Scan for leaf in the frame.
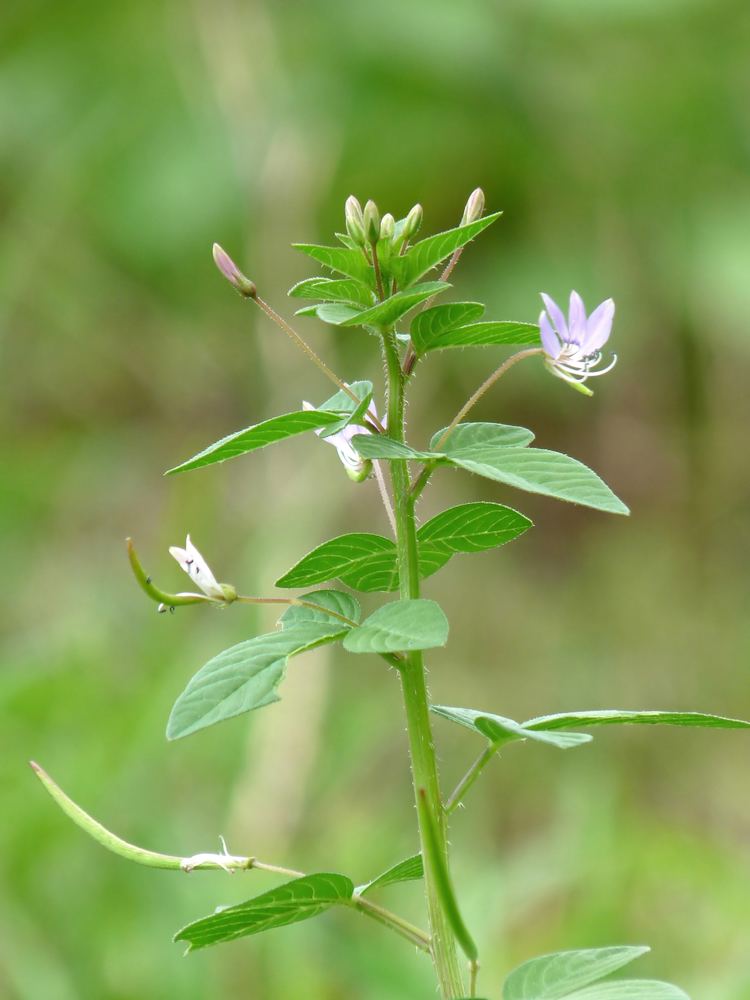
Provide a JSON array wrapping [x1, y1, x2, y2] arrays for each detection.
[[524, 709, 750, 733], [410, 301, 486, 353], [503, 946, 651, 1000], [166, 410, 341, 475], [431, 706, 592, 750], [351, 435, 439, 462], [417, 502, 531, 553], [167, 622, 348, 740], [337, 281, 451, 329], [277, 507, 530, 597], [443, 446, 629, 516], [343, 599, 449, 654], [292, 243, 373, 283], [174, 873, 354, 951], [431, 421, 535, 453], [392, 212, 502, 287], [316, 380, 374, 437], [356, 854, 424, 896], [415, 319, 541, 352], [288, 276, 373, 306], [566, 983, 689, 1000], [276, 533, 398, 591], [275, 533, 452, 594], [277, 589, 361, 627], [296, 302, 362, 325]]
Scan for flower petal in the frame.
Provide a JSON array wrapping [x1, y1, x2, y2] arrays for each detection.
[[540, 293, 568, 340], [169, 535, 223, 599], [583, 297, 615, 353], [568, 291, 587, 346], [539, 310, 561, 359]]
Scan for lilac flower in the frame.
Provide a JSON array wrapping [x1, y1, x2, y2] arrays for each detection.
[[303, 396, 381, 482], [538, 291, 617, 395]]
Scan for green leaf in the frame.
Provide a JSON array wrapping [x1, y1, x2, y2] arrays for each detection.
[[288, 276, 373, 306], [392, 212, 502, 287], [166, 410, 340, 475], [410, 301, 486, 353], [566, 984, 689, 999], [167, 622, 348, 740], [317, 381, 374, 437], [524, 709, 750, 733], [174, 873, 354, 951], [276, 507, 530, 597], [503, 947, 651, 1000], [292, 243, 373, 283], [432, 421, 535, 453], [356, 854, 424, 896], [277, 589, 361, 627], [275, 533, 452, 594], [343, 599, 449, 654], [417, 502, 531, 553], [336, 281, 451, 329], [444, 446, 629, 515], [276, 533, 398, 592], [431, 706, 592, 750], [296, 302, 362, 325], [415, 320, 540, 352], [351, 435, 440, 462]]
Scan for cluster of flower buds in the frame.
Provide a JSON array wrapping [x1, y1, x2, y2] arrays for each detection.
[[344, 196, 423, 253]]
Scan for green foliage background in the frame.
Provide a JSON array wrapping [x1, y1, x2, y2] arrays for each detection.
[[2, 1, 749, 996]]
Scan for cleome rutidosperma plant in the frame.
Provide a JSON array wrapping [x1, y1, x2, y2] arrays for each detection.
[[33, 190, 750, 999]]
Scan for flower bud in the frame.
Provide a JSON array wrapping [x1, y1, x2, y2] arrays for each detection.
[[212, 243, 257, 298], [461, 188, 485, 226], [345, 195, 366, 246], [363, 200, 381, 244], [403, 203, 423, 240], [379, 213, 395, 243]]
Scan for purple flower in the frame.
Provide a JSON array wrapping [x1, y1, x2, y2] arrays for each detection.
[[539, 291, 617, 395]]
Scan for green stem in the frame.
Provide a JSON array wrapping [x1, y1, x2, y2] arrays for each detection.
[[351, 896, 431, 953], [444, 745, 500, 816], [382, 332, 465, 998]]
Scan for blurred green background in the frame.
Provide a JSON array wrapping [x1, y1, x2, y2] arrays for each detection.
[[3, 0, 750, 996]]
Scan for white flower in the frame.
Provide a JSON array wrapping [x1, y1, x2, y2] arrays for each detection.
[[303, 397, 380, 481], [169, 535, 229, 601], [180, 836, 247, 874], [539, 291, 617, 394]]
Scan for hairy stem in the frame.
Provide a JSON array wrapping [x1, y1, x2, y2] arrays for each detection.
[[372, 459, 398, 535], [435, 347, 544, 450], [382, 332, 465, 997], [253, 296, 387, 432]]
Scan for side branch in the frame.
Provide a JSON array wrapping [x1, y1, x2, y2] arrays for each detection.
[[31, 763, 428, 950]]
